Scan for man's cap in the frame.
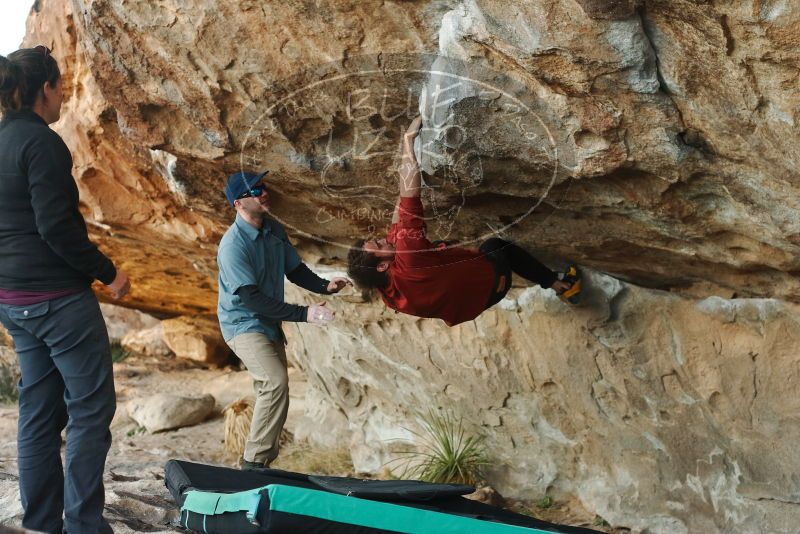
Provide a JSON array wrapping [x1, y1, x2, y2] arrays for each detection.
[[224, 170, 269, 206]]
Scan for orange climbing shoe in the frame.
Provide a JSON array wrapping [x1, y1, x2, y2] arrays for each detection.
[[556, 265, 582, 304]]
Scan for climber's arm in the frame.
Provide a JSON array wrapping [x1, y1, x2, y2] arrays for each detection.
[[398, 116, 422, 198]]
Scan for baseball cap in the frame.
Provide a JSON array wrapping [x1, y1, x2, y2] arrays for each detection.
[[224, 170, 269, 206]]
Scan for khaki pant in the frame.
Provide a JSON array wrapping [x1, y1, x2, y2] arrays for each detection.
[[226, 332, 289, 465]]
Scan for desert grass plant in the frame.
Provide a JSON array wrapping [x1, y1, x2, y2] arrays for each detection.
[[391, 410, 489, 486], [223, 398, 254, 458], [110, 341, 131, 363]]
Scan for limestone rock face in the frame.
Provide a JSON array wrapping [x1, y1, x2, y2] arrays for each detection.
[[283, 274, 800, 534], [23, 1, 222, 316], [127, 393, 216, 433], [23, 0, 800, 315]]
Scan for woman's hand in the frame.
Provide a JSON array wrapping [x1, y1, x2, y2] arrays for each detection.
[[106, 271, 131, 300]]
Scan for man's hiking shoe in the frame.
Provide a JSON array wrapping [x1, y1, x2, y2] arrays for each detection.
[[240, 460, 269, 472], [556, 265, 582, 304]]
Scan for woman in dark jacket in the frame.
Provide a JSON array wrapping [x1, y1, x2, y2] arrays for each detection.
[[0, 46, 130, 534]]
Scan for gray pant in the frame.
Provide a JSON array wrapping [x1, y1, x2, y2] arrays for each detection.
[[226, 332, 289, 466], [0, 290, 115, 534]]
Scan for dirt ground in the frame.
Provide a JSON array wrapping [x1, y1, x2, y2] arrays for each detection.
[[0, 351, 615, 533]]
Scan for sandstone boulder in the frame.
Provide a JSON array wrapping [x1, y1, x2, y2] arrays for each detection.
[[0, 473, 22, 526], [121, 324, 172, 357], [0, 347, 19, 404], [161, 316, 232, 366], [106, 481, 178, 526], [203, 371, 254, 411], [100, 303, 160, 342], [127, 393, 215, 433]]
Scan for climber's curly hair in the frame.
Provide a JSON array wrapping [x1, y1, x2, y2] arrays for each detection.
[[347, 239, 389, 290]]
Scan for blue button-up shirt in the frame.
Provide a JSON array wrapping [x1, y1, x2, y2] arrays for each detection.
[[217, 214, 302, 342]]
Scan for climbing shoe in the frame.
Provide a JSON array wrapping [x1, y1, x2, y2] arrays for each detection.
[[556, 265, 582, 304]]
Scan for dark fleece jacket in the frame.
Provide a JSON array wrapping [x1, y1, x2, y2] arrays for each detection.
[[0, 109, 116, 291]]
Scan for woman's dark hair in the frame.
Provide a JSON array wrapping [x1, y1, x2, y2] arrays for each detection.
[[0, 46, 60, 114], [347, 239, 389, 290]]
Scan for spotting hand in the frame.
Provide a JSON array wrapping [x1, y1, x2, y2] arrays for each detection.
[[307, 302, 335, 325]]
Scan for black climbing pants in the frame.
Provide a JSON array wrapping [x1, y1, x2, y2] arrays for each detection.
[[479, 238, 558, 307]]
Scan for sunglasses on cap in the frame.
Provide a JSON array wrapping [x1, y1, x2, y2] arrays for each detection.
[[236, 184, 266, 200], [34, 45, 52, 57]]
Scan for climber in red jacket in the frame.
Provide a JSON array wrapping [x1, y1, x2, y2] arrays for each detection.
[[347, 117, 581, 326]]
